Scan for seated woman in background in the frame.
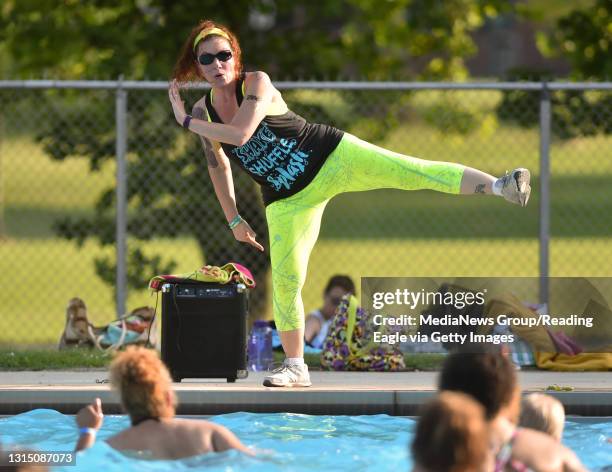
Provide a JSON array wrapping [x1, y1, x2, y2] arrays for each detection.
[[304, 275, 355, 349], [75, 346, 251, 459], [411, 391, 492, 472]]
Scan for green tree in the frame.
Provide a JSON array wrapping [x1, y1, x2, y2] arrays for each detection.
[[496, 0, 611, 138], [1, 0, 508, 80], [548, 0, 611, 80]]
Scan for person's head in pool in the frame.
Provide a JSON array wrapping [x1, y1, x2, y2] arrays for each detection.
[[411, 391, 492, 472], [439, 350, 519, 421], [109, 346, 177, 424], [173, 20, 243, 86], [519, 393, 565, 442]]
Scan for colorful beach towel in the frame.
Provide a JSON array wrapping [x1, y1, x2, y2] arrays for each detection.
[[320, 295, 405, 371], [149, 262, 256, 291]]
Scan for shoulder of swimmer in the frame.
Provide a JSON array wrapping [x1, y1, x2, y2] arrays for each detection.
[[511, 428, 583, 471]]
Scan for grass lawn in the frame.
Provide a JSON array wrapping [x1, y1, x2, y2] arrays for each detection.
[[0, 349, 111, 370], [0, 348, 445, 371]]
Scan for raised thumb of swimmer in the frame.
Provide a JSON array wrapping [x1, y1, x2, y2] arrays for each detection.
[[94, 397, 103, 417]]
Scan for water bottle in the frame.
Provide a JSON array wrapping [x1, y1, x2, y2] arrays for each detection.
[[248, 320, 273, 372]]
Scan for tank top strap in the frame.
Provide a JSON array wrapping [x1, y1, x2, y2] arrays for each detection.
[[236, 74, 246, 106], [204, 91, 221, 123]]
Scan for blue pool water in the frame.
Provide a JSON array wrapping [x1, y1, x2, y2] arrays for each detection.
[[0, 410, 610, 471]]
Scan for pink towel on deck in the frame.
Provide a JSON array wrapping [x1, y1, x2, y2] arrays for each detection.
[[149, 262, 256, 291]]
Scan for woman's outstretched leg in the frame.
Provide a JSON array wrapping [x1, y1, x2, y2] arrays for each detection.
[[322, 133, 530, 206]]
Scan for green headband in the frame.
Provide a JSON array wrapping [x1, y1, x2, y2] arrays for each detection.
[[193, 27, 231, 53]]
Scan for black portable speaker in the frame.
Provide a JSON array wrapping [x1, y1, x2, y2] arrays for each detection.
[[161, 282, 249, 382]]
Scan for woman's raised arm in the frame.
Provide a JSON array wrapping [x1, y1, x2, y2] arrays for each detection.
[[192, 101, 263, 252]]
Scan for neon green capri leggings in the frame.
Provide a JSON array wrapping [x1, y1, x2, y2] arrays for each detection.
[[266, 133, 465, 331]]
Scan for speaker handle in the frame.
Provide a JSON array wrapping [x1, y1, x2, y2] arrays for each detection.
[[236, 283, 250, 314]]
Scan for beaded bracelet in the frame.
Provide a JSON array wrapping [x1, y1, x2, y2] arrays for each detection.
[[228, 215, 243, 230]]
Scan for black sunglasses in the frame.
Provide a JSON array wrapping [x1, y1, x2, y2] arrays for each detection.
[[197, 50, 233, 65]]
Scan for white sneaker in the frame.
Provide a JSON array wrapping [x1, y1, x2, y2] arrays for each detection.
[[263, 363, 312, 387], [500, 168, 531, 207]]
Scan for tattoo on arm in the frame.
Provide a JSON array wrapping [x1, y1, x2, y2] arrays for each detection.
[[201, 136, 218, 167], [474, 184, 486, 194], [192, 106, 218, 168], [245, 94, 263, 102]]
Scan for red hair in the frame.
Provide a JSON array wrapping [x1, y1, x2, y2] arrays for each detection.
[[172, 20, 243, 82], [109, 346, 176, 423]]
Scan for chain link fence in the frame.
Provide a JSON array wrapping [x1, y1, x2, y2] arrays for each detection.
[[0, 81, 610, 346]]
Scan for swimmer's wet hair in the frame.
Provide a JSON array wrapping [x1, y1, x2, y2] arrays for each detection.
[[438, 352, 517, 420], [412, 391, 489, 472], [109, 346, 176, 423]]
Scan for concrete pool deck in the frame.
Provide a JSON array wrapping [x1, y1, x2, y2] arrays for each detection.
[[0, 370, 610, 416]]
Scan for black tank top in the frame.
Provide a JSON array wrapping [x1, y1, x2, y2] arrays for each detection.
[[204, 77, 344, 206]]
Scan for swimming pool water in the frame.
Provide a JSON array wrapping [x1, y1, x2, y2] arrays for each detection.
[[0, 410, 610, 471]]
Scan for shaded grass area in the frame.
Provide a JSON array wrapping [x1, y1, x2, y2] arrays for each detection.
[[4, 207, 93, 239], [0, 238, 200, 345], [320, 175, 612, 239], [0, 349, 444, 372], [0, 349, 111, 370], [5, 173, 612, 243]]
